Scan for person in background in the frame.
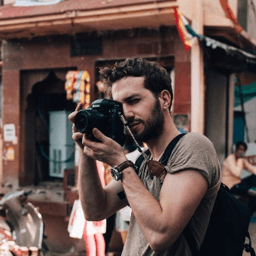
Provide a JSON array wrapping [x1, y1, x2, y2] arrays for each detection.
[[115, 142, 142, 246], [102, 162, 116, 255], [68, 160, 106, 256], [222, 141, 256, 217], [83, 161, 106, 256]]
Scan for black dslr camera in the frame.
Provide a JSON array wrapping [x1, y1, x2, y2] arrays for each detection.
[[74, 99, 126, 146]]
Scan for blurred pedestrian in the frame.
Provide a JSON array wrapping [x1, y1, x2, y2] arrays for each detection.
[[115, 143, 141, 246], [222, 141, 256, 217], [222, 141, 256, 194], [68, 161, 106, 256], [103, 162, 116, 255], [83, 161, 106, 256]]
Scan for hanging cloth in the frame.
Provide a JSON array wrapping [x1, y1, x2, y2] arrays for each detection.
[[219, 0, 243, 33], [65, 71, 91, 108], [172, 7, 197, 52]]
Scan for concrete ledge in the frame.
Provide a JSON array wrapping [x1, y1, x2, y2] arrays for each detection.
[[29, 200, 70, 217]]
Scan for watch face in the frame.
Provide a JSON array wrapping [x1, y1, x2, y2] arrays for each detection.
[[111, 167, 122, 181]]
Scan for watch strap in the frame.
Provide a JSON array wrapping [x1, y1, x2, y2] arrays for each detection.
[[116, 160, 135, 172]]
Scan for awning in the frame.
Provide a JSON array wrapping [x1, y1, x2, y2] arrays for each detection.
[[178, 14, 256, 73], [201, 36, 256, 73]]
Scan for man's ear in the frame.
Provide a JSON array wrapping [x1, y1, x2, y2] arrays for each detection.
[[159, 90, 171, 110]]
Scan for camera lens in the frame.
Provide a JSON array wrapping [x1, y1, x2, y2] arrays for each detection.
[[74, 111, 90, 133], [74, 109, 107, 134]]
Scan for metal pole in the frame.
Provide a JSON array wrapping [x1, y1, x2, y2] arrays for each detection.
[[237, 76, 250, 142]]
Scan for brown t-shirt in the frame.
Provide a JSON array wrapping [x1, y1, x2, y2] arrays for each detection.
[[121, 132, 221, 256]]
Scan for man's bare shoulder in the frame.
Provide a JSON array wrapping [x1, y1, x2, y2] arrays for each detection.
[[226, 154, 235, 161]]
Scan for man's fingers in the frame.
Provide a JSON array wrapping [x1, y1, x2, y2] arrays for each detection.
[[83, 146, 95, 159], [68, 103, 83, 122], [75, 102, 83, 111], [92, 128, 106, 142], [72, 132, 83, 141]]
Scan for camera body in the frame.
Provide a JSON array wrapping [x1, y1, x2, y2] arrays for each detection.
[[74, 99, 125, 146]]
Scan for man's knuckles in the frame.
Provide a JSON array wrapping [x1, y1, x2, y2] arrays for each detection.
[[92, 128, 105, 139], [72, 133, 82, 141]]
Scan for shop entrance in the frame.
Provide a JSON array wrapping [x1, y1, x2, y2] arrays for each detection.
[[21, 70, 76, 186]]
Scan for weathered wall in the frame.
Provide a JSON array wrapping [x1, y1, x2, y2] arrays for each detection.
[[4, 0, 15, 5], [2, 28, 191, 188], [237, 0, 256, 41], [204, 69, 229, 165], [246, 0, 256, 41], [203, 0, 238, 17]]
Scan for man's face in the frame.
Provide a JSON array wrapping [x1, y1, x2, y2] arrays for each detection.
[[112, 77, 164, 142], [235, 145, 246, 158]]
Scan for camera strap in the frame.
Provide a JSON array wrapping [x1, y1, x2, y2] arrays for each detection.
[[117, 133, 186, 200], [135, 133, 186, 182]]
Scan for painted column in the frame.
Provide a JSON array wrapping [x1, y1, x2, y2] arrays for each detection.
[[191, 0, 204, 133]]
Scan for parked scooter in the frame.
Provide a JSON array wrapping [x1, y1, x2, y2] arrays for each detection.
[[0, 189, 49, 255]]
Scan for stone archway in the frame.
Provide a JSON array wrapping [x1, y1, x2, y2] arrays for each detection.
[[20, 69, 76, 186]]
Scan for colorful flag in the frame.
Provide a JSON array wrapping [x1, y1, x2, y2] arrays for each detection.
[[172, 7, 196, 52], [219, 0, 242, 33]]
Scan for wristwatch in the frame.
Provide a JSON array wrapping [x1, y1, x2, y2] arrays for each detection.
[[110, 160, 136, 181]]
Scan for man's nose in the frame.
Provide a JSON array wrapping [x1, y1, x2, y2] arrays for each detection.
[[123, 105, 134, 119]]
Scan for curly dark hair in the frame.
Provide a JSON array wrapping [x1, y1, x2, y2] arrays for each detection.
[[235, 141, 248, 151], [99, 58, 173, 111]]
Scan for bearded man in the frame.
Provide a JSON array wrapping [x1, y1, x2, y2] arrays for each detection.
[[69, 58, 221, 256]]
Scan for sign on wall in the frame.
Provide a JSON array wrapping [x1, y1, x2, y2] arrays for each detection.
[[6, 147, 15, 161], [14, 0, 64, 6], [174, 114, 188, 133], [3, 124, 15, 142]]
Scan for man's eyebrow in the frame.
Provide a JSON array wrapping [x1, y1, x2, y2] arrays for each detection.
[[123, 94, 140, 102]]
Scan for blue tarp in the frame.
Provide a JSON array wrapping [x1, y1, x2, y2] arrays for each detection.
[[234, 82, 256, 107]]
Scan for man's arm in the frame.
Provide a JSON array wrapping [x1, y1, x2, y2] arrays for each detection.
[[77, 152, 128, 220], [243, 159, 256, 175], [121, 166, 207, 252], [69, 104, 128, 221]]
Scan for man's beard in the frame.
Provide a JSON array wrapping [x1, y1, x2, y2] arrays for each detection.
[[132, 98, 164, 142]]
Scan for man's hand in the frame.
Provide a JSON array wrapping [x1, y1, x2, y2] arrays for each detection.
[[68, 103, 127, 166], [81, 127, 127, 167], [68, 103, 84, 150]]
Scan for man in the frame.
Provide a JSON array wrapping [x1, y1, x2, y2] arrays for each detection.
[[69, 58, 221, 255], [222, 141, 256, 201]]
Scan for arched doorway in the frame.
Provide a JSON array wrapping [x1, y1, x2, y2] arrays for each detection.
[[22, 70, 76, 186]]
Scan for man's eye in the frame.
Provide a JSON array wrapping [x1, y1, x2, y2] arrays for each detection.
[[129, 99, 140, 104]]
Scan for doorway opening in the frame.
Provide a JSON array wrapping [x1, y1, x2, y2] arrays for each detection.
[[23, 70, 76, 186]]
